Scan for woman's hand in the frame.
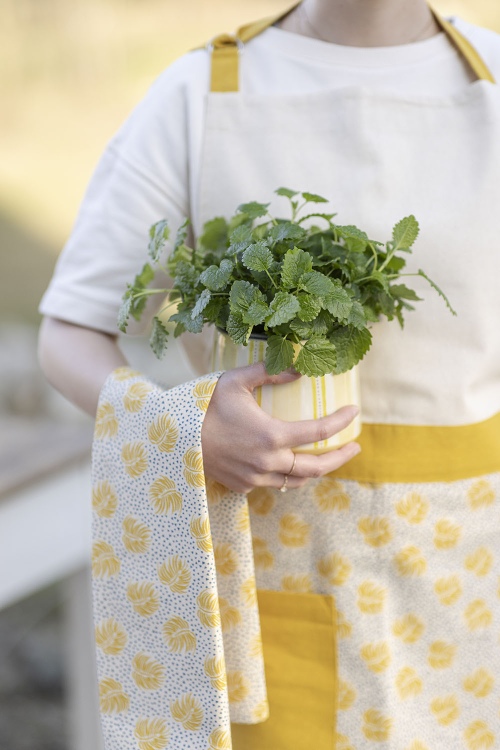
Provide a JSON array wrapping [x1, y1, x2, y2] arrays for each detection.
[[201, 362, 361, 494]]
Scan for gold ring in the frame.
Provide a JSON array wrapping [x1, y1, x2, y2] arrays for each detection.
[[279, 474, 288, 493], [288, 453, 297, 477]]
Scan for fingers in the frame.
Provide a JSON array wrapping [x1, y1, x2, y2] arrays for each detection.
[[288, 443, 361, 478], [231, 361, 302, 391], [278, 404, 360, 448]]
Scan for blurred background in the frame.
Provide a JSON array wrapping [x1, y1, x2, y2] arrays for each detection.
[[1, 1, 499, 747]]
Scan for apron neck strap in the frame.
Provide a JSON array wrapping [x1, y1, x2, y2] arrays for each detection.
[[208, 2, 496, 92]]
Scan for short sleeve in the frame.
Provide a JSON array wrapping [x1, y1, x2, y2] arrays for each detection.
[[39, 49, 209, 335]]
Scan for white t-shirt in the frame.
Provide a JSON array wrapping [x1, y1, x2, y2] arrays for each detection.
[[38, 17, 500, 336]]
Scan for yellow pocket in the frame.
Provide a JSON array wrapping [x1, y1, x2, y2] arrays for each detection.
[[231, 588, 338, 750]]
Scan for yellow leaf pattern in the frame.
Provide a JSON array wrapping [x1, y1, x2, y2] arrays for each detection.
[[149, 476, 182, 515], [395, 667, 423, 699], [314, 477, 351, 511], [464, 721, 495, 749], [112, 366, 141, 381], [123, 381, 151, 413], [192, 378, 217, 411], [362, 709, 393, 741], [358, 516, 393, 547], [434, 575, 462, 605], [99, 677, 130, 714], [248, 487, 275, 515], [92, 480, 118, 518], [236, 504, 250, 532], [131, 653, 166, 690], [394, 545, 427, 577], [92, 540, 120, 578], [252, 538, 274, 569], [218, 596, 242, 632], [405, 743, 429, 750], [183, 448, 205, 488], [206, 479, 228, 505], [463, 668, 494, 698], [204, 656, 227, 691], [278, 513, 310, 547], [190, 516, 213, 553], [317, 552, 352, 585], [208, 728, 231, 750], [227, 671, 249, 703], [335, 733, 355, 750], [430, 694, 460, 726], [122, 515, 151, 554], [337, 610, 352, 639], [360, 641, 391, 673], [252, 700, 269, 721], [121, 441, 148, 478], [249, 632, 263, 658], [467, 480, 495, 510], [134, 717, 170, 750], [465, 547, 494, 576], [428, 641, 456, 669], [126, 582, 160, 617], [95, 402, 119, 439], [281, 574, 313, 593], [214, 543, 238, 575], [162, 616, 196, 653], [358, 581, 387, 614], [95, 618, 128, 655], [196, 590, 220, 628], [241, 578, 258, 607], [158, 556, 191, 593], [148, 413, 179, 453], [392, 613, 425, 643], [395, 492, 429, 523], [434, 518, 462, 549], [465, 599, 493, 631], [338, 679, 357, 710], [170, 693, 203, 730]]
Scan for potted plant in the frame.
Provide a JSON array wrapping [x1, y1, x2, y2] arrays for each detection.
[[118, 188, 455, 453]]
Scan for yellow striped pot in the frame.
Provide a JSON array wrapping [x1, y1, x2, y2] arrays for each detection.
[[211, 331, 361, 454]]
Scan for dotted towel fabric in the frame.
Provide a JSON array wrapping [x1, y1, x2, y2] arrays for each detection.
[[91, 367, 267, 750]]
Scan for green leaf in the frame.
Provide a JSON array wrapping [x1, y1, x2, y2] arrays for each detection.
[[389, 284, 422, 301], [392, 215, 419, 250], [169, 307, 204, 334], [149, 316, 170, 359], [226, 312, 252, 344], [199, 259, 233, 291], [321, 283, 353, 321], [242, 298, 269, 326], [386, 255, 406, 273], [281, 248, 314, 289], [269, 222, 307, 243], [117, 296, 133, 333], [237, 201, 270, 219], [203, 296, 226, 323], [191, 289, 211, 318], [418, 269, 457, 316], [297, 293, 322, 322], [367, 271, 390, 293], [275, 187, 299, 199], [148, 220, 170, 262], [265, 291, 301, 327], [347, 300, 367, 329], [294, 339, 337, 377], [301, 191, 328, 204], [331, 326, 372, 374], [198, 217, 228, 253], [174, 218, 190, 252], [336, 225, 369, 242], [299, 270, 334, 297], [264, 335, 295, 375], [174, 261, 199, 295], [229, 280, 260, 314], [242, 241, 274, 272]]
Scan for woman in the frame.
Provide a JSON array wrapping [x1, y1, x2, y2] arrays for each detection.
[[39, 1, 500, 748]]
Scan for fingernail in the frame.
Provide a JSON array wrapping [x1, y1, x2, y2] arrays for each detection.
[[348, 406, 360, 418], [351, 443, 362, 456]]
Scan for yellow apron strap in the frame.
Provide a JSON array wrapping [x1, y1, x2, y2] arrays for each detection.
[[208, 2, 496, 92]]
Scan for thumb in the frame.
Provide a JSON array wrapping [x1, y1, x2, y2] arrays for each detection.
[[234, 361, 302, 391]]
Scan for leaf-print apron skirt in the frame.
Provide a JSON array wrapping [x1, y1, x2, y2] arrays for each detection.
[[193, 12, 500, 750]]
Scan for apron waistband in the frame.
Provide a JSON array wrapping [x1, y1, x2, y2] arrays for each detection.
[[207, 2, 496, 93]]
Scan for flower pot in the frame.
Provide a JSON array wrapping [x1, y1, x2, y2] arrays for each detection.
[[211, 330, 361, 454]]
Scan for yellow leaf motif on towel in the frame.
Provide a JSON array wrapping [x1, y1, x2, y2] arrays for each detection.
[[430, 695, 460, 726], [467, 480, 495, 510], [148, 413, 179, 453], [392, 613, 425, 643], [122, 516, 151, 554], [204, 656, 227, 690], [218, 596, 241, 632], [394, 546, 427, 577], [214, 543, 238, 576], [464, 721, 495, 749], [249, 632, 263, 658], [92, 481, 118, 518], [162, 616, 196, 653], [335, 734, 355, 750], [134, 718, 170, 750], [463, 668, 494, 698], [405, 743, 429, 750], [314, 477, 351, 512], [170, 693, 203, 731], [98, 678, 129, 714], [428, 641, 456, 669], [465, 548, 494, 577], [158, 556, 191, 593], [92, 541, 120, 578], [362, 709, 392, 741], [121, 441, 148, 478], [192, 378, 217, 411], [132, 653, 166, 690], [434, 575, 462, 606], [183, 448, 205, 488], [278, 513, 310, 547], [337, 610, 352, 639], [236, 504, 250, 532], [227, 671, 249, 703], [206, 479, 228, 505], [123, 381, 151, 412], [95, 618, 128, 655], [318, 552, 352, 586], [252, 701, 269, 721], [241, 577, 258, 607], [95, 402, 119, 439], [395, 667, 423, 699], [197, 590, 220, 628], [395, 492, 429, 524], [126, 582, 160, 617], [358, 517, 393, 547], [112, 366, 141, 381], [338, 679, 356, 710], [358, 581, 387, 614], [465, 599, 493, 631], [252, 538, 274, 569], [208, 728, 231, 750], [149, 476, 182, 515], [434, 519, 462, 549], [360, 642, 391, 673], [248, 487, 275, 515], [282, 574, 313, 593], [190, 516, 213, 553]]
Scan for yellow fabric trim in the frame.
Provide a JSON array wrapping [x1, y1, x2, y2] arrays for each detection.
[[333, 411, 500, 484], [231, 589, 338, 750], [208, 2, 496, 92]]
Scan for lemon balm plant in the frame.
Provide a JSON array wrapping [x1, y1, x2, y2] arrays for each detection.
[[118, 187, 456, 378]]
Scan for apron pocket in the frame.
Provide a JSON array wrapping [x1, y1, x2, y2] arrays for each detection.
[[231, 588, 338, 750]]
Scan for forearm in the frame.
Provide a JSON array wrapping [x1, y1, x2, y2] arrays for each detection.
[[38, 317, 128, 417]]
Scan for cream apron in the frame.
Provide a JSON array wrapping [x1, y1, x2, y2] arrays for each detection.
[[192, 5, 500, 750]]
